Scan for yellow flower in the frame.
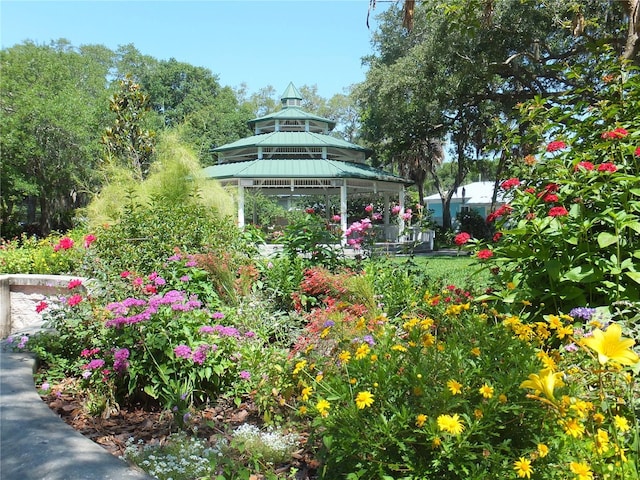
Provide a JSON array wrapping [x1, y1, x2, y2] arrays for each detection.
[[301, 386, 313, 401], [315, 372, 323, 382], [391, 344, 407, 352], [355, 343, 370, 360], [415, 414, 427, 427], [293, 360, 307, 375], [569, 461, 593, 480], [349, 377, 357, 385], [570, 399, 592, 418], [437, 413, 465, 435], [546, 314, 563, 329], [479, 383, 494, 399], [447, 379, 462, 395], [581, 323, 639, 366], [498, 394, 508, 404], [592, 412, 605, 424], [594, 428, 610, 454], [520, 369, 564, 400], [562, 418, 585, 438], [470, 347, 481, 356], [432, 437, 442, 448], [614, 414, 630, 432], [421, 333, 435, 347], [298, 405, 308, 415], [316, 399, 330, 417], [514, 457, 533, 478], [474, 408, 483, 419], [338, 350, 351, 364], [537, 443, 549, 458], [355, 390, 374, 409], [556, 324, 573, 339], [370, 354, 378, 362]]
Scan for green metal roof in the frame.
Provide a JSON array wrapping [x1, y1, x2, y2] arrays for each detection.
[[202, 159, 412, 185], [248, 107, 336, 130], [213, 131, 368, 153], [281, 82, 302, 101]]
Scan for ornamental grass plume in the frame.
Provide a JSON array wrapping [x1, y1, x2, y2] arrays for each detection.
[[580, 323, 639, 366]]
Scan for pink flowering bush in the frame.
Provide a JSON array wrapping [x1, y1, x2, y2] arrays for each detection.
[[479, 56, 640, 319]]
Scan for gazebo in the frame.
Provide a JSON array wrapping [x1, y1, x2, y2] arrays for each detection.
[[202, 83, 413, 243]]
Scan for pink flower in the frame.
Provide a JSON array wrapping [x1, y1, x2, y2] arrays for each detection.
[[546, 140, 567, 152], [548, 206, 569, 217], [67, 294, 83, 307], [500, 177, 520, 189], [174, 345, 192, 359], [477, 249, 493, 260], [364, 204, 374, 213], [454, 232, 471, 246], [67, 279, 83, 289], [331, 214, 341, 222], [53, 236, 74, 252], [35, 301, 48, 313], [391, 205, 402, 215], [239, 370, 251, 380], [597, 163, 617, 172], [601, 127, 628, 139], [372, 212, 383, 221], [574, 161, 594, 171], [83, 234, 96, 248], [120, 271, 131, 278]]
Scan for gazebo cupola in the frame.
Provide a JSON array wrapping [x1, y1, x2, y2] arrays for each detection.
[[202, 83, 413, 243]]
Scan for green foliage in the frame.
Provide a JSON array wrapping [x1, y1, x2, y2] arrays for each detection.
[[280, 212, 344, 270], [456, 209, 492, 241], [478, 55, 640, 318]]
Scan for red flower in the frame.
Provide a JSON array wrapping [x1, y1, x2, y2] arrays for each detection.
[[83, 234, 96, 248], [546, 141, 567, 152], [548, 206, 569, 217], [493, 232, 502, 242], [144, 284, 158, 295], [635, 146, 640, 157], [524, 187, 536, 194], [544, 183, 559, 193], [525, 212, 537, 220], [574, 161, 594, 171], [454, 232, 471, 246], [35, 301, 48, 313], [597, 163, 617, 172], [67, 279, 83, 289], [305, 208, 315, 214], [500, 177, 521, 189], [601, 127, 628, 139], [543, 193, 559, 203], [67, 294, 83, 307], [477, 249, 493, 260]]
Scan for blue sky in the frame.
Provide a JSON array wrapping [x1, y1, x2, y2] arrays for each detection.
[[1, 0, 391, 98]]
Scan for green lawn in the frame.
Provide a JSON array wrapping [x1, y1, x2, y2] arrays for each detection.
[[389, 254, 490, 289]]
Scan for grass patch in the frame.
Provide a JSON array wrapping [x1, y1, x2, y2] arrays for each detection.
[[390, 254, 489, 289]]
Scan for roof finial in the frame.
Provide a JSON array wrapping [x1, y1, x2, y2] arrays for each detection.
[[281, 82, 302, 107]]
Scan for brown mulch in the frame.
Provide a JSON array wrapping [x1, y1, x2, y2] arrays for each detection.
[[40, 381, 320, 479]]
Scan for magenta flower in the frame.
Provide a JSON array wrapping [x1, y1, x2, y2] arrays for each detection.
[[574, 161, 594, 171], [67, 294, 83, 307], [454, 232, 471, 246], [364, 204, 374, 213], [601, 127, 628, 139], [83, 359, 106, 370], [35, 301, 48, 313], [477, 249, 493, 260], [635, 146, 640, 157], [391, 205, 402, 215], [597, 162, 617, 172], [67, 279, 83, 289], [192, 345, 210, 365], [83, 234, 96, 248], [239, 370, 251, 380], [331, 214, 341, 222], [53, 236, 74, 252], [174, 345, 193, 359], [500, 177, 520, 189]]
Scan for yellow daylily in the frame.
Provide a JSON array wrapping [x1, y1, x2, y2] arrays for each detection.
[[520, 368, 564, 400], [581, 323, 639, 366]]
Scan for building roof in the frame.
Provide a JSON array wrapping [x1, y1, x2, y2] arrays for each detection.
[[248, 107, 337, 130], [212, 131, 369, 154], [202, 159, 413, 184], [424, 181, 506, 205]]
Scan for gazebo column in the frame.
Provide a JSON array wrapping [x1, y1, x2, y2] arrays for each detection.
[[383, 193, 390, 241], [237, 183, 245, 228], [340, 180, 348, 246], [398, 188, 406, 241]]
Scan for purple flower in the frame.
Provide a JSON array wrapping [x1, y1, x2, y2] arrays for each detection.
[[363, 335, 376, 346], [323, 320, 335, 328], [113, 348, 130, 372], [564, 343, 579, 352], [154, 277, 166, 286], [180, 275, 190, 282], [17, 336, 29, 349], [41, 382, 50, 391], [244, 331, 256, 338], [185, 260, 197, 267], [239, 370, 251, 380], [82, 370, 92, 379], [5, 336, 14, 344], [212, 312, 225, 320], [199, 326, 216, 334], [167, 254, 182, 262], [174, 345, 193, 359], [569, 307, 596, 321], [192, 345, 209, 365], [84, 359, 105, 370]]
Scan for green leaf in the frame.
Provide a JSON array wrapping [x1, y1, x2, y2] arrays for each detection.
[[623, 221, 640, 234], [625, 271, 640, 285], [562, 266, 598, 283], [597, 232, 618, 248], [143, 385, 158, 399]]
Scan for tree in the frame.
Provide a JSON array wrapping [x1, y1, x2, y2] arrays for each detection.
[[101, 74, 156, 181], [358, 0, 636, 229], [1, 40, 110, 236]]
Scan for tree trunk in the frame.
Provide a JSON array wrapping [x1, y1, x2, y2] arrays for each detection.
[[623, 0, 640, 63]]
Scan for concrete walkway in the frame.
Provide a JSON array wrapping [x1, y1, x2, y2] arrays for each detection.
[[0, 343, 153, 480]]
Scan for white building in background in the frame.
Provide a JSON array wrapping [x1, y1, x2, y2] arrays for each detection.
[[424, 181, 507, 227]]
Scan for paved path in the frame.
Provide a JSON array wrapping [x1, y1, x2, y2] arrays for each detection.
[[0, 343, 152, 480]]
